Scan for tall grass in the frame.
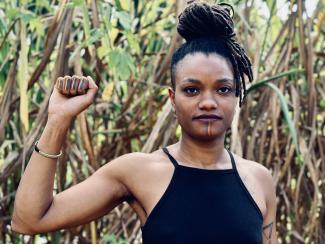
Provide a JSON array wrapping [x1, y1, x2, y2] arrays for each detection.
[[0, 0, 324, 243]]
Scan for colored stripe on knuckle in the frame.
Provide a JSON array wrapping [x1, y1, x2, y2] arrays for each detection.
[[71, 76, 78, 95], [65, 77, 72, 95]]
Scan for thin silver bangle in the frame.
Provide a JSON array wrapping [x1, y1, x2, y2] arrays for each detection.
[[34, 141, 62, 159]]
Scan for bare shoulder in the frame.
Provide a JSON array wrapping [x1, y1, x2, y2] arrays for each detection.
[[109, 149, 165, 168], [232, 154, 276, 197], [101, 151, 155, 172], [100, 149, 168, 180], [234, 154, 273, 180]]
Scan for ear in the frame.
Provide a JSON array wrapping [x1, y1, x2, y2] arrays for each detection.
[[168, 87, 176, 110]]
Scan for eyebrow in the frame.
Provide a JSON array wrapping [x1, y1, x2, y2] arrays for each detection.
[[181, 78, 234, 84]]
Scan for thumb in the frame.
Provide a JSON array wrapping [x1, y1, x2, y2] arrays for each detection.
[[84, 76, 98, 101], [87, 76, 98, 90]]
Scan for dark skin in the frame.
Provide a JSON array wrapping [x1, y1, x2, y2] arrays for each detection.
[[12, 53, 277, 243], [169, 52, 238, 169]]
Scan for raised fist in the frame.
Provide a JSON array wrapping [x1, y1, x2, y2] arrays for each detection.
[[55, 75, 89, 96], [48, 75, 98, 124]]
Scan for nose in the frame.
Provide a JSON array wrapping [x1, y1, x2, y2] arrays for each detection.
[[198, 92, 218, 110]]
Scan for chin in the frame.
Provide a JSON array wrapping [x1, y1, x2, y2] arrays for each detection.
[[180, 121, 228, 140], [186, 128, 226, 141]]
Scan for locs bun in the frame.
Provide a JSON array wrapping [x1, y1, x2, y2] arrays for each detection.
[[177, 2, 235, 42], [170, 1, 253, 106]]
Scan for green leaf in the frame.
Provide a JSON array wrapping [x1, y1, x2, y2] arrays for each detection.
[[0, 16, 7, 35], [72, 0, 84, 6], [116, 11, 132, 30], [246, 69, 305, 94], [20, 10, 36, 23], [320, 99, 325, 108], [97, 46, 109, 59], [108, 50, 120, 67], [18, 18, 29, 133], [121, 0, 130, 11], [81, 1, 91, 39], [119, 61, 131, 80], [118, 51, 132, 80], [7, 8, 20, 20], [266, 83, 300, 155], [29, 17, 44, 36], [266, 0, 277, 13], [246, 69, 304, 156], [114, 0, 123, 11], [64, 0, 84, 9], [35, 0, 51, 9], [83, 29, 104, 46], [295, 154, 304, 166], [124, 30, 141, 54], [102, 233, 126, 243], [108, 49, 134, 80], [53, 231, 61, 244]]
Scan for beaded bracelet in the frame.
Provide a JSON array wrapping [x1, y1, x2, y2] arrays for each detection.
[[34, 141, 62, 159]]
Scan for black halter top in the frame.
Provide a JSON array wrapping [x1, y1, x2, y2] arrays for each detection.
[[141, 147, 263, 244]]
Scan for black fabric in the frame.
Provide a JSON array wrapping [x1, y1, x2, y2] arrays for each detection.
[[141, 147, 263, 244]]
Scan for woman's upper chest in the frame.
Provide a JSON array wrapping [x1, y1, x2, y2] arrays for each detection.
[[125, 153, 267, 225]]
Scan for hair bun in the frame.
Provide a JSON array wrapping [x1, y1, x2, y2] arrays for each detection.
[[177, 2, 235, 42]]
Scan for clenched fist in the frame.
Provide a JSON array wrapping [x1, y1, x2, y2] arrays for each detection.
[[48, 75, 98, 125], [56, 75, 89, 96]]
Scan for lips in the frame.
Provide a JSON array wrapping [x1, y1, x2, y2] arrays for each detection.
[[193, 114, 222, 120]]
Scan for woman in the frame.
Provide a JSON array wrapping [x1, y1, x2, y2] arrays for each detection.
[[12, 2, 277, 244]]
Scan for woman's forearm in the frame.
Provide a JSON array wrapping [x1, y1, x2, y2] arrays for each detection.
[[12, 75, 98, 234], [12, 119, 70, 231]]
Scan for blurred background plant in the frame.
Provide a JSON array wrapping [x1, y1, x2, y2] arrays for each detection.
[[0, 0, 323, 243]]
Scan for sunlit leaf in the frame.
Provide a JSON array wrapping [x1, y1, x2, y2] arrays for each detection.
[[18, 18, 29, 132], [266, 83, 299, 155], [116, 11, 131, 30], [124, 30, 141, 54], [29, 17, 44, 36], [97, 45, 109, 59], [102, 82, 114, 102]]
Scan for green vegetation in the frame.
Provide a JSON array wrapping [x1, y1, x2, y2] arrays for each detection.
[[0, 0, 324, 243]]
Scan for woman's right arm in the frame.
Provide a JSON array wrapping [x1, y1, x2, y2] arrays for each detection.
[[11, 76, 132, 234]]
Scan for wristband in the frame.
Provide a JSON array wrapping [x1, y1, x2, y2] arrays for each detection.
[[34, 141, 62, 159]]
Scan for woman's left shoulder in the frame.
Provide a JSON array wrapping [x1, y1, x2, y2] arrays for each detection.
[[233, 153, 275, 188]]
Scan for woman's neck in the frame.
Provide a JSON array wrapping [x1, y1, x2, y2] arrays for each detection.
[[173, 132, 230, 170]]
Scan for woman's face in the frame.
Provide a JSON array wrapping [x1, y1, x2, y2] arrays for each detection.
[[169, 53, 238, 141]]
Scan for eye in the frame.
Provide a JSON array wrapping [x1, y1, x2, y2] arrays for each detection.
[[183, 87, 199, 95], [218, 87, 233, 94]]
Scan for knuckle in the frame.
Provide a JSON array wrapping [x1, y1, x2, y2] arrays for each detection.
[[55, 77, 64, 90]]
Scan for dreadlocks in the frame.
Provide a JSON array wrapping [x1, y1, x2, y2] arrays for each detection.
[[170, 1, 253, 106]]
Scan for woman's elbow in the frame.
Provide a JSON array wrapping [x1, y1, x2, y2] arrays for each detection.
[[11, 203, 46, 235], [11, 218, 38, 235], [11, 211, 60, 235]]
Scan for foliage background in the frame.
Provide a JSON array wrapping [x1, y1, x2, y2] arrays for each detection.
[[0, 0, 324, 243]]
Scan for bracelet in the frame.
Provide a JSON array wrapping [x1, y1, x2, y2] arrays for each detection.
[[34, 141, 62, 159]]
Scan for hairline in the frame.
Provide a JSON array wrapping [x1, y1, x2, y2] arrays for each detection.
[[171, 51, 235, 91]]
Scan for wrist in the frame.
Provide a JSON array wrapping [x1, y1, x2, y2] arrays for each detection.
[[34, 140, 63, 159], [37, 120, 70, 155], [47, 115, 72, 130]]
